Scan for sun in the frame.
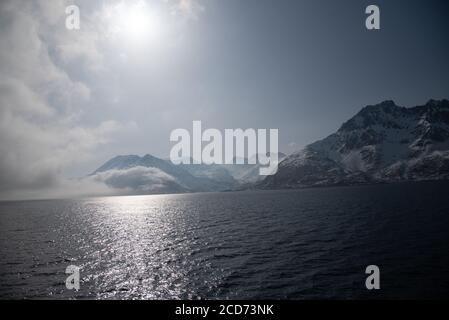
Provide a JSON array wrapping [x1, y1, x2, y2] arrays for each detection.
[[107, 1, 166, 46], [119, 4, 162, 41]]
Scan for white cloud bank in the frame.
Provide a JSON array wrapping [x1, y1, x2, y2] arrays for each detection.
[[0, 0, 120, 200], [92, 166, 183, 193], [0, 0, 206, 200]]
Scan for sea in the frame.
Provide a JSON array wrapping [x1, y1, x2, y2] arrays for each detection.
[[1, 181, 448, 299]]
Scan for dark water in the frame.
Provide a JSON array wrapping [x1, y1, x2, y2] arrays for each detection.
[[1, 181, 449, 299]]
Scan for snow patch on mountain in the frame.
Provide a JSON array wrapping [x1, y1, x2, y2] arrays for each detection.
[[261, 99, 449, 189]]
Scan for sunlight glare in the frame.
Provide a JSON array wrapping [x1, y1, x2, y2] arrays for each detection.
[[107, 1, 166, 47]]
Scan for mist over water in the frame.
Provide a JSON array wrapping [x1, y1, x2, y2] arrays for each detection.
[[1, 181, 449, 299]]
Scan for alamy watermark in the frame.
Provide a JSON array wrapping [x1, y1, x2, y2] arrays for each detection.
[[65, 265, 80, 291], [64, 4, 381, 31], [170, 121, 279, 175], [365, 265, 380, 290], [365, 5, 380, 30], [65, 5, 80, 30]]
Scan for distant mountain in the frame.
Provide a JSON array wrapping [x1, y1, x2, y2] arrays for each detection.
[[179, 163, 237, 186], [90, 152, 286, 194], [91, 154, 236, 194], [260, 99, 449, 189], [223, 153, 287, 183]]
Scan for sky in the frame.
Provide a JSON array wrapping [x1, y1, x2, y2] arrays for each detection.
[[0, 0, 449, 199]]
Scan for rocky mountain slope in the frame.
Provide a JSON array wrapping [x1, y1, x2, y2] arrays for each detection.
[[260, 99, 449, 189]]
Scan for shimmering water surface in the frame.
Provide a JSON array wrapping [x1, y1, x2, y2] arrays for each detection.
[[1, 181, 449, 299]]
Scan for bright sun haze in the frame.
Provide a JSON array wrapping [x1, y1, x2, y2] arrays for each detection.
[[107, 1, 165, 46]]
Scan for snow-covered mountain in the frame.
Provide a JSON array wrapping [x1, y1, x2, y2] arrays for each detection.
[[91, 154, 237, 194], [222, 153, 287, 183], [260, 99, 449, 189], [90, 152, 285, 194]]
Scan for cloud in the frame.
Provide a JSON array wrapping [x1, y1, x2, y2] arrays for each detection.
[[166, 0, 205, 20], [91, 166, 183, 193], [0, 0, 208, 200], [0, 176, 117, 201], [9, 165, 183, 200], [0, 1, 122, 199]]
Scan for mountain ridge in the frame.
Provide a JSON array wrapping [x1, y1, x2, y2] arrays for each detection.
[[90, 153, 286, 194], [260, 99, 449, 189], [89, 99, 449, 194]]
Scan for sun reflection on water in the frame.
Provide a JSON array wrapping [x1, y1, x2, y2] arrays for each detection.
[[71, 194, 221, 299]]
